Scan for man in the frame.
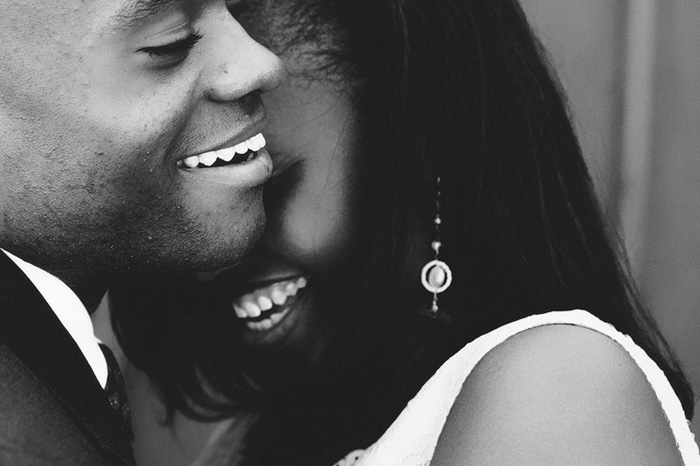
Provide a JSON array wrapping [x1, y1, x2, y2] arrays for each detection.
[[0, 0, 284, 463]]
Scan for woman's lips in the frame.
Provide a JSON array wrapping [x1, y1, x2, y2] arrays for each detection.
[[232, 276, 308, 332]]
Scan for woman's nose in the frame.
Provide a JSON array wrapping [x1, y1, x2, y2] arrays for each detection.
[[205, 18, 286, 102]]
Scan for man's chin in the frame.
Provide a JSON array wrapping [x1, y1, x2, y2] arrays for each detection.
[[133, 238, 261, 279]]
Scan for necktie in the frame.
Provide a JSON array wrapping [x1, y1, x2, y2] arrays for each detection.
[[99, 343, 133, 442]]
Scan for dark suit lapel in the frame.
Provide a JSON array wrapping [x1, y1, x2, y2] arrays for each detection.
[[0, 252, 135, 465]]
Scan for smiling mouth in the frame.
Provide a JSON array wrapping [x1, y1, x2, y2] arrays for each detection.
[[232, 276, 307, 331], [177, 133, 266, 169]]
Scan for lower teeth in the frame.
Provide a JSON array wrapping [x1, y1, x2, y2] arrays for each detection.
[[245, 307, 290, 331]]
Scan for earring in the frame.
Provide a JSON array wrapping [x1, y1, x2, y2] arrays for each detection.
[[421, 176, 452, 319]]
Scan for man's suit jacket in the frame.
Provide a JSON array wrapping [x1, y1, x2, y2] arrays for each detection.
[[0, 252, 136, 465]]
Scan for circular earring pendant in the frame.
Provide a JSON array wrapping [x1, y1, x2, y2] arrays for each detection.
[[421, 259, 453, 294]]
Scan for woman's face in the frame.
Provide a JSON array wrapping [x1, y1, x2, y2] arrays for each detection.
[[212, 1, 361, 355]]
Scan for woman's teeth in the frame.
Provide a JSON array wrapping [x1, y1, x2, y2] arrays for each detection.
[[246, 309, 290, 331], [232, 277, 307, 330], [178, 133, 266, 169]]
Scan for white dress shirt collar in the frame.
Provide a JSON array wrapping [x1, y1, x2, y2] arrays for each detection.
[[1, 249, 108, 389]]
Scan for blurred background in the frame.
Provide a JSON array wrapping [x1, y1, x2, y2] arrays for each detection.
[[521, 0, 700, 435]]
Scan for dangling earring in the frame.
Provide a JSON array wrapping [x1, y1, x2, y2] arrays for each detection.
[[421, 176, 452, 319]]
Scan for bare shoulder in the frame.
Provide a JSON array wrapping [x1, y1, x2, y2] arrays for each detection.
[[430, 323, 684, 465]]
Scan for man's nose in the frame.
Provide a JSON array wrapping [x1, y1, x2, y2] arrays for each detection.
[[204, 18, 286, 103]]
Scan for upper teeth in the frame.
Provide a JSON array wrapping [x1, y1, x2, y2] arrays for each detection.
[[179, 133, 266, 169], [233, 276, 307, 320]]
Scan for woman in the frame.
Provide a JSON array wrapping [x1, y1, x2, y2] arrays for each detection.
[[104, 0, 699, 464]]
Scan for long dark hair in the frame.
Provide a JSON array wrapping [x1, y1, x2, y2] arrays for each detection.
[[111, 0, 694, 464]]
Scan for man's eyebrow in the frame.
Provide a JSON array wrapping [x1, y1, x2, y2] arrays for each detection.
[[112, 0, 180, 28]]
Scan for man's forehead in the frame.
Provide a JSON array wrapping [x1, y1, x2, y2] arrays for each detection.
[[112, 0, 182, 28]]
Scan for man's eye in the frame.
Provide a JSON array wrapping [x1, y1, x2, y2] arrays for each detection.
[[139, 32, 203, 65]]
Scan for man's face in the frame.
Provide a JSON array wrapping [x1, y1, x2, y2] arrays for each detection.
[[0, 0, 284, 283]]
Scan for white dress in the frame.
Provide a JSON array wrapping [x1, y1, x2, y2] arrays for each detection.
[[334, 310, 700, 466]]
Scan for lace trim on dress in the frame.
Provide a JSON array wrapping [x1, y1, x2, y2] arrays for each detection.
[[333, 449, 366, 466]]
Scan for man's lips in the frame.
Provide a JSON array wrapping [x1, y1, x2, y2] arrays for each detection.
[[176, 140, 273, 188], [177, 132, 266, 169]]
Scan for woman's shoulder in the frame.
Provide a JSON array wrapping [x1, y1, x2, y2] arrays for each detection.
[[429, 310, 700, 465], [351, 310, 699, 466]]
